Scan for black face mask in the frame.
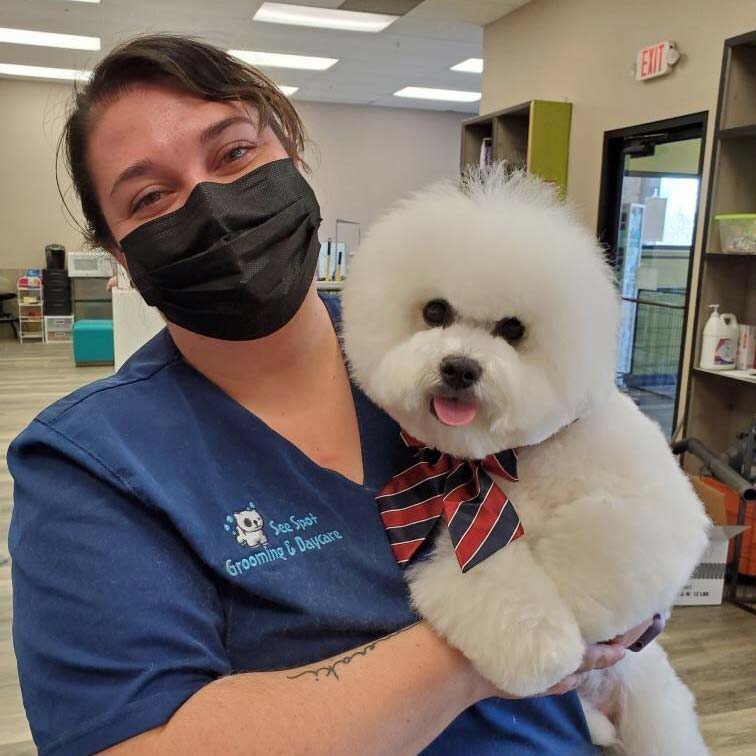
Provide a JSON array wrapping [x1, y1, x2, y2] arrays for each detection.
[[118, 157, 322, 340]]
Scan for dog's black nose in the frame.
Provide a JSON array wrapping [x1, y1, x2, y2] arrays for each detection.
[[440, 356, 482, 390]]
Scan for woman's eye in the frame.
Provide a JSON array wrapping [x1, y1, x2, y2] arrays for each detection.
[[493, 316, 526, 343], [422, 299, 454, 328], [133, 190, 164, 212], [221, 144, 251, 164]]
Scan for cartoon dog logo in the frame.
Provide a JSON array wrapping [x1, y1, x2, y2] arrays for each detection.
[[224, 503, 268, 549]]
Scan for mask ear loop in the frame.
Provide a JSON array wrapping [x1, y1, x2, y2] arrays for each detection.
[[114, 259, 133, 291]]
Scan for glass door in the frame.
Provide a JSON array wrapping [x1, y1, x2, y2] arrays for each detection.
[[609, 132, 703, 437]]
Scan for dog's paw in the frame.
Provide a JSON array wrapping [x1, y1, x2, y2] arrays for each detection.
[[410, 571, 585, 696], [477, 610, 586, 696], [407, 535, 586, 697]]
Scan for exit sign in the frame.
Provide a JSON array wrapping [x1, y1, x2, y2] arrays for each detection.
[[636, 41, 673, 81]]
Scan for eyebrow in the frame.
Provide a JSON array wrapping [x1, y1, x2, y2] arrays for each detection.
[[109, 158, 156, 198], [199, 114, 255, 144], [108, 115, 256, 197]]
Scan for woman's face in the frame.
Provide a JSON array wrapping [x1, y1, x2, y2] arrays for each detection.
[[87, 82, 290, 250]]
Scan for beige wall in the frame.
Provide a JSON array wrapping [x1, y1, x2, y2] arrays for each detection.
[[0, 78, 465, 270], [0, 79, 84, 269], [482, 0, 755, 428], [482, 0, 754, 224], [296, 100, 467, 243]]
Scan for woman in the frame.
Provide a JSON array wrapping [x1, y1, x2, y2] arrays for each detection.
[[8, 35, 652, 756]]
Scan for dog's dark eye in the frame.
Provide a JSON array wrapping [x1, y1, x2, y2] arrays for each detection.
[[493, 317, 525, 343], [423, 299, 453, 328]]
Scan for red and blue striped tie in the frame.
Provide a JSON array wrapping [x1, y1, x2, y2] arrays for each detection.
[[377, 431, 524, 573]]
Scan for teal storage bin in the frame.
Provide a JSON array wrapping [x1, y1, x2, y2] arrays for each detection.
[[73, 319, 114, 366]]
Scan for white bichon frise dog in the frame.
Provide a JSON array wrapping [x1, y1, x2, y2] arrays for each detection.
[[342, 167, 711, 755]]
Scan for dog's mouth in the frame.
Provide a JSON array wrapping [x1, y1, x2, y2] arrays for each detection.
[[429, 394, 478, 427]]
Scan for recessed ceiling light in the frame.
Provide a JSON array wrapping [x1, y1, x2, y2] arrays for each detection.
[[67, 1, 101, 4], [254, 2, 398, 33], [0, 27, 100, 51], [0, 63, 92, 81], [451, 58, 484, 74], [229, 49, 337, 71], [278, 85, 298, 96], [394, 86, 481, 103]]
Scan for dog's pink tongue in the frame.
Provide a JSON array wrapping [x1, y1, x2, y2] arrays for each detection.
[[433, 395, 478, 426]]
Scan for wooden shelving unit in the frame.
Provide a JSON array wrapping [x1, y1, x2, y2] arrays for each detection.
[[695, 367, 756, 384], [683, 30, 756, 464], [460, 100, 572, 196]]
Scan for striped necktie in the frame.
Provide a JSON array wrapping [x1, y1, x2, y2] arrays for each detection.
[[377, 431, 524, 573]]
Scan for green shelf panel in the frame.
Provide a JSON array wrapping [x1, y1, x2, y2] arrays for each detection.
[[527, 100, 572, 197]]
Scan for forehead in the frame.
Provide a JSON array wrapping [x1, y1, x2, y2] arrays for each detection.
[[393, 201, 596, 327], [87, 84, 256, 173]]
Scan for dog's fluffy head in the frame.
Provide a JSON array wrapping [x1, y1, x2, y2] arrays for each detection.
[[342, 167, 619, 459]]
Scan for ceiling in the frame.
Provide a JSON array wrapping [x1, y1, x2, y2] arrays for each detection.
[[0, 0, 530, 113]]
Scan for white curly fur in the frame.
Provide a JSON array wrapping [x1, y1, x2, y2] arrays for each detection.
[[342, 165, 711, 755]]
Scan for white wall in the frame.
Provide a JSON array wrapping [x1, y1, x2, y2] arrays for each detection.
[[0, 78, 466, 269]]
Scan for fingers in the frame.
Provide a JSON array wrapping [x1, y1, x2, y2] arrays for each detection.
[[499, 636, 635, 700], [608, 617, 655, 649], [576, 643, 625, 673], [540, 643, 626, 697], [543, 671, 589, 696]]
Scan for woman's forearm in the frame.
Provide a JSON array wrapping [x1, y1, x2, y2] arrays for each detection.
[[103, 621, 481, 756]]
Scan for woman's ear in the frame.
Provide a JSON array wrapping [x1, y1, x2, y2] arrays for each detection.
[[106, 245, 128, 272]]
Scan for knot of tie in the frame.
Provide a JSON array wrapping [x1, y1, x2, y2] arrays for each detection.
[[377, 431, 524, 573]]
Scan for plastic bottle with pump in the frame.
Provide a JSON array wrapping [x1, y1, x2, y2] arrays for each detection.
[[700, 305, 738, 370]]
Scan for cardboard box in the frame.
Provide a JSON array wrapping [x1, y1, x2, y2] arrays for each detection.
[[675, 475, 748, 606]]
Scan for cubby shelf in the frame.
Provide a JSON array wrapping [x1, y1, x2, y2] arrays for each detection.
[[460, 100, 572, 196], [718, 124, 756, 139], [705, 251, 756, 258], [695, 367, 756, 384]]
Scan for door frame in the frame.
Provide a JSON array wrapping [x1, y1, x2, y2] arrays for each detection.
[[596, 111, 708, 434]]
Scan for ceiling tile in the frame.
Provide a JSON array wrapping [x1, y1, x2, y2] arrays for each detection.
[[0, 0, 527, 111]]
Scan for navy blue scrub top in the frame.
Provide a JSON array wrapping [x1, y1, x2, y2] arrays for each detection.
[[8, 295, 597, 756]]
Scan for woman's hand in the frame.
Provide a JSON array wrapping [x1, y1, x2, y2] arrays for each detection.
[[472, 616, 657, 700], [541, 641, 627, 696], [604, 613, 665, 652]]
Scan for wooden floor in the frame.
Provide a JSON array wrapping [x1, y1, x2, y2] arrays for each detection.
[[0, 340, 111, 755], [0, 339, 754, 755]]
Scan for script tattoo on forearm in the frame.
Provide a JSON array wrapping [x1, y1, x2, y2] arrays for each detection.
[[286, 622, 420, 682]]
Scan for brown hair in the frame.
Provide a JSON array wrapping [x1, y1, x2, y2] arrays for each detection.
[[58, 33, 308, 249]]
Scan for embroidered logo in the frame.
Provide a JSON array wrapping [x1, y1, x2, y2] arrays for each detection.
[[222, 503, 345, 578], [224, 502, 268, 549]]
